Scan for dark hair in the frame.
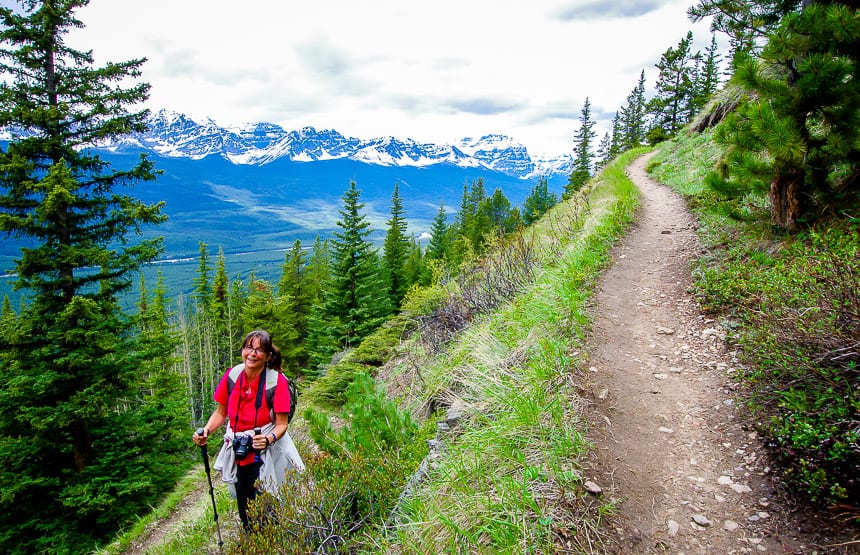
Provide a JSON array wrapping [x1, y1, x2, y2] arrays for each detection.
[[241, 329, 282, 370]]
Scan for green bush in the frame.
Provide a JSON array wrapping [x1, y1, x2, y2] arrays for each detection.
[[695, 223, 859, 505], [234, 372, 431, 554]]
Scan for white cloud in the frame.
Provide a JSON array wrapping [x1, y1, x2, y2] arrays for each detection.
[[68, 0, 724, 157]]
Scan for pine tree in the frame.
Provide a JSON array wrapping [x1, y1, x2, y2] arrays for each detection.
[[595, 132, 612, 171], [706, 2, 860, 230], [688, 0, 800, 63], [276, 240, 310, 371], [566, 97, 597, 196], [522, 176, 558, 225], [695, 33, 722, 109], [649, 32, 697, 138], [0, 2, 180, 551], [382, 182, 410, 308], [609, 111, 624, 159]]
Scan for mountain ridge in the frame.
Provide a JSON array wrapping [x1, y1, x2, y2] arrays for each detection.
[[107, 109, 572, 179]]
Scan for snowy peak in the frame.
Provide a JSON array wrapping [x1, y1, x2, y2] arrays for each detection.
[[120, 110, 570, 179]]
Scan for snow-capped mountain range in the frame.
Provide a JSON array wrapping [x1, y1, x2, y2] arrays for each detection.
[[111, 110, 571, 180]]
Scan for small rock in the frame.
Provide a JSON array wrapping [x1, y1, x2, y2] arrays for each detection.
[[598, 388, 609, 400], [667, 520, 680, 536], [723, 520, 740, 531], [653, 373, 669, 380], [583, 481, 602, 495], [659, 426, 674, 434], [731, 483, 752, 494], [692, 514, 711, 527], [718, 476, 734, 486], [657, 326, 676, 335]]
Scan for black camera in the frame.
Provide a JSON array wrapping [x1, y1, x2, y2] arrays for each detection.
[[232, 434, 254, 458]]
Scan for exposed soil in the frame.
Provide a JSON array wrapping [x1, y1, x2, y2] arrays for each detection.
[[583, 152, 858, 554]]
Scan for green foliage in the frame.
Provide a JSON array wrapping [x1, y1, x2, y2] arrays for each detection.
[[307, 371, 418, 457], [0, 2, 189, 552], [566, 97, 597, 197], [522, 177, 559, 226], [383, 182, 411, 308], [237, 375, 428, 554], [311, 181, 391, 358], [704, 3, 860, 230]]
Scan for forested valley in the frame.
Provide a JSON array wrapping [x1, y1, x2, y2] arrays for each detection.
[[0, 1, 857, 554]]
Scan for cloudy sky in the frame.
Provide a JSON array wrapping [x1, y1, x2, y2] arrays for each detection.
[[63, 0, 722, 157]]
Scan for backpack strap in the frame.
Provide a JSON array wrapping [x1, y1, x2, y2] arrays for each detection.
[[226, 365, 279, 424]]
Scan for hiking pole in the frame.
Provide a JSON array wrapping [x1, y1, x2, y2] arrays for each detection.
[[196, 428, 224, 548]]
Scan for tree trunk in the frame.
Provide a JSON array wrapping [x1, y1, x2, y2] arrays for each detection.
[[769, 168, 803, 231]]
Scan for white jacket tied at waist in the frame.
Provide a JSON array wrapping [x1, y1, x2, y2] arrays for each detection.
[[213, 422, 305, 497]]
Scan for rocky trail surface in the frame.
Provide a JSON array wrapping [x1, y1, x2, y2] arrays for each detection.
[[584, 152, 856, 554]]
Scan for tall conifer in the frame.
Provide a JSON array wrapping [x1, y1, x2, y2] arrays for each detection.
[[382, 182, 410, 308], [0, 2, 182, 551], [566, 97, 597, 196]]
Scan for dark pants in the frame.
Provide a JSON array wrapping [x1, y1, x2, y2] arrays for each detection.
[[236, 460, 262, 532]]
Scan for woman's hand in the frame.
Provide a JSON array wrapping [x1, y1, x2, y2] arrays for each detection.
[[253, 431, 270, 450], [193, 428, 208, 447]]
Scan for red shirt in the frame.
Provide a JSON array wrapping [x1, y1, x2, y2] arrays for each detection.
[[213, 368, 291, 464]]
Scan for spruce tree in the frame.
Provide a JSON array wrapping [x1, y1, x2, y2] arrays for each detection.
[[382, 182, 410, 308], [193, 240, 212, 310], [425, 203, 451, 263], [314, 182, 390, 356], [276, 240, 310, 371], [566, 97, 597, 196], [620, 71, 648, 149], [0, 2, 181, 551]]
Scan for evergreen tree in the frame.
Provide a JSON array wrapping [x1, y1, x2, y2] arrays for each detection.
[[706, 2, 860, 230], [595, 132, 612, 171], [0, 2, 183, 551], [313, 182, 390, 358], [193, 241, 212, 310], [304, 235, 330, 306], [276, 240, 310, 372], [649, 32, 697, 138], [695, 33, 723, 109], [478, 188, 519, 235], [522, 176, 558, 225], [403, 237, 430, 287], [688, 0, 800, 62], [382, 182, 410, 308], [566, 97, 597, 196], [425, 203, 451, 263], [620, 71, 648, 149], [608, 111, 624, 159], [212, 246, 229, 314]]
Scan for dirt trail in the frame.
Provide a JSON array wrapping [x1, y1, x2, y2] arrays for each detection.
[[584, 152, 848, 554]]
